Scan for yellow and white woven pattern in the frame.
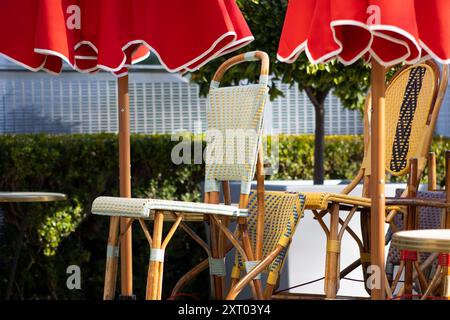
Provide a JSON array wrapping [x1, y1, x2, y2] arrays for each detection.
[[362, 64, 437, 176], [204, 83, 269, 195], [232, 191, 305, 285], [92, 197, 151, 217], [91, 196, 248, 218]]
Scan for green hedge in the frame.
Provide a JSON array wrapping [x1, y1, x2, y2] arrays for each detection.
[[0, 133, 448, 300]]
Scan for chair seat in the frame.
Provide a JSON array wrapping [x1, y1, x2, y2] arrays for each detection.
[[91, 196, 248, 219], [392, 229, 450, 253]]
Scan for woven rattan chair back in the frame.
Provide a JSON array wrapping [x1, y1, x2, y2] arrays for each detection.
[[204, 51, 270, 196], [362, 61, 448, 179], [232, 191, 305, 287]]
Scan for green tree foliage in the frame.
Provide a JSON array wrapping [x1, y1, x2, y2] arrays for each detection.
[[190, 0, 372, 184]]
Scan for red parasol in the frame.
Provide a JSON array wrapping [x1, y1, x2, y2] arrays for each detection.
[[0, 0, 253, 299], [0, 0, 253, 76]]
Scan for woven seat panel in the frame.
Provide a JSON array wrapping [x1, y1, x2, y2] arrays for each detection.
[[385, 64, 436, 176], [92, 196, 247, 218], [234, 191, 305, 275], [387, 189, 445, 266], [205, 84, 268, 191]]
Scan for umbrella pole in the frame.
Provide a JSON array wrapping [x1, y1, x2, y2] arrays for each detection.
[[118, 75, 134, 298], [370, 61, 386, 300]]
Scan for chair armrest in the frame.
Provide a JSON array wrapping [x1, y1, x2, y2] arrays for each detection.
[[92, 196, 248, 219], [385, 197, 450, 209]]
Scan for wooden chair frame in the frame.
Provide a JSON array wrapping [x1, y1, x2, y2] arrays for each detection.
[[99, 51, 271, 300], [170, 51, 301, 300], [387, 151, 450, 299], [304, 61, 449, 299]]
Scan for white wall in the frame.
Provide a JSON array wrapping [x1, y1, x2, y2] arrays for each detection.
[[0, 69, 448, 136]]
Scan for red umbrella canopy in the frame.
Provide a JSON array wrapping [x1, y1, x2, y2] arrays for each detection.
[[0, 0, 253, 76], [278, 0, 450, 66]]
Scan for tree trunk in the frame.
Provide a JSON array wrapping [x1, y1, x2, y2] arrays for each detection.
[[314, 102, 325, 185], [305, 88, 328, 185]]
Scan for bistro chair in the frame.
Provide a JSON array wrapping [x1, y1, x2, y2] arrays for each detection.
[[92, 51, 280, 300], [301, 60, 449, 298], [227, 190, 305, 300]]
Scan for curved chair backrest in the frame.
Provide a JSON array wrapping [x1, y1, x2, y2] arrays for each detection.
[[204, 51, 270, 199], [204, 51, 270, 300], [232, 191, 305, 296], [361, 61, 448, 180]]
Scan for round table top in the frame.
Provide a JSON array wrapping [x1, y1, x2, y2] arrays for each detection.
[[392, 229, 450, 253], [0, 192, 67, 203]]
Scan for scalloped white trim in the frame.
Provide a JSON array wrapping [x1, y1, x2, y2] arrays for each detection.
[[277, 19, 449, 67], [370, 24, 421, 65], [329, 20, 373, 66], [419, 39, 450, 65], [71, 32, 253, 75], [0, 52, 46, 72], [3, 32, 253, 77]]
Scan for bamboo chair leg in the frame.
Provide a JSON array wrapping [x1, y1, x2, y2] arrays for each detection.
[[312, 210, 330, 236], [157, 262, 164, 300], [209, 218, 224, 299], [421, 265, 442, 300], [239, 220, 264, 300], [207, 191, 225, 300], [170, 215, 240, 298], [151, 214, 182, 300], [398, 264, 430, 299], [403, 158, 419, 299], [384, 273, 393, 299], [104, 216, 120, 300], [443, 266, 450, 300], [324, 204, 340, 299], [340, 259, 362, 280], [264, 284, 275, 299], [218, 219, 229, 294], [170, 235, 238, 299], [395, 254, 438, 297], [146, 211, 164, 300], [360, 209, 371, 293], [420, 252, 439, 282], [227, 245, 283, 300], [391, 261, 404, 294], [210, 215, 262, 299], [428, 152, 437, 191], [443, 151, 450, 300], [404, 255, 414, 297], [170, 259, 209, 298], [413, 261, 429, 294]]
